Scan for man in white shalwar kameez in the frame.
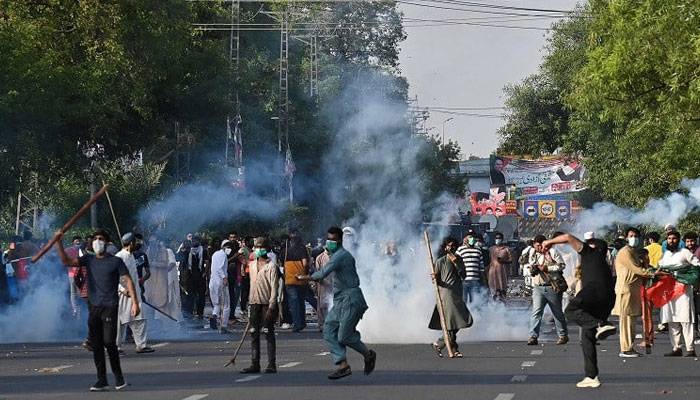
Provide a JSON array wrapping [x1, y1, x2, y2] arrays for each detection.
[[116, 233, 155, 353], [209, 240, 232, 332], [165, 244, 182, 322], [659, 231, 698, 357]]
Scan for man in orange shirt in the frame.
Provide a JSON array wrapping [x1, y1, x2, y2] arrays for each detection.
[[283, 230, 316, 332]]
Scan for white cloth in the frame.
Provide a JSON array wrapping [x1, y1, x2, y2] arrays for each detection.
[[659, 248, 698, 324], [116, 249, 145, 324], [164, 248, 182, 321], [209, 249, 230, 324], [669, 322, 695, 351], [117, 319, 147, 349]]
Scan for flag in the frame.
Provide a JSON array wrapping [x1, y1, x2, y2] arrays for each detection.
[[645, 275, 687, 308], [284, 148, 296, 177], [233, 115, 243, 166]]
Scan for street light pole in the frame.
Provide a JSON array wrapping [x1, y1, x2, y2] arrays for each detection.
[[442, 117, 454, 146]]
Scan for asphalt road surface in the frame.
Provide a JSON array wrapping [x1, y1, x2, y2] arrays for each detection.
[[2, 318, 700, 400]]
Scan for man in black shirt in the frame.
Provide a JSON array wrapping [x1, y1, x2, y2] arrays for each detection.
[[132, 233, 151, 294], [56, 229, 140, 392], [543, 233, 616, 389]]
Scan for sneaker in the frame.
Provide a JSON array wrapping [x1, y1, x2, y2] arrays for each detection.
[[209, 316, 218, 330], [136, 347, 155, 354], [264, 364, 277, 374], [82, 340, 93, 352], [664, 348, 682, 357], [656, 323, 668, 333], [115, 378, 128, 391], [241, 365, 261, 374], [364, 350, 377, 375], [595, 324, 617, 340], [280, 323, 292, 330], [89, 381, 109, 392], [557, 336, 569, 345], [684, 350, 696, 357], [576, 376, 601, 388], [327, 365, 352, 380], [527, 337, 538, 346], [618, 350, 641, 358]]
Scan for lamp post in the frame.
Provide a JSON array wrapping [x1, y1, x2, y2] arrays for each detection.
[[442, 117, 454, 145]]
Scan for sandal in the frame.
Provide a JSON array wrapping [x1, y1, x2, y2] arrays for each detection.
[[450, 351, 463, 358], [431, 342, 443, 358]]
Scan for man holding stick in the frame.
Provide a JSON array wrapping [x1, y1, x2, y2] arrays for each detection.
[[429, 237, 472, 358], [55, 229, 139, 392], [297, 227, 376, 380]]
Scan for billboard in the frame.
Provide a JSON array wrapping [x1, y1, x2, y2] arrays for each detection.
[[490, 155, 586, 197]]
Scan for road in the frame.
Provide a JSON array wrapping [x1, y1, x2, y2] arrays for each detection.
[[1, 319, 699, 400]]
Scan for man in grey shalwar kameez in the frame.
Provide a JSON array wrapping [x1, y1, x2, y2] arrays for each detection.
[[429, 237, 473, 358], [298, 226, 377, 380]]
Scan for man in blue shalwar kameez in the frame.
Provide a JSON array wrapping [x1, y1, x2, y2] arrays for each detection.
[[298, 226, 377, 380]]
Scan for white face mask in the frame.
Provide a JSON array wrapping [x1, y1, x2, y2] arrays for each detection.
[[627, 237, 639, 248], [224, 248, 232, 256], [93, 239, 106, 255], [495, 239, 503, 245]]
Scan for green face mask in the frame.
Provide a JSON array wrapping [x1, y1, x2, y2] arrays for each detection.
[[467, 237, 476, 246], [254, 248, 268, 258], [325, 240, 339, 253]]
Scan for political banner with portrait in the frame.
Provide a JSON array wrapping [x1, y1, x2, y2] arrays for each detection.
[[490, 155, 587, 197]]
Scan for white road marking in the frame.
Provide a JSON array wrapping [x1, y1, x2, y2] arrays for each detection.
[[279, 361, 302, 368], [36, 365, 73, 373], [511, 375, 527, 382], [181, 395, 208, 400], [494, 394, 515, 400], [235, 375, 262, 383], [530, 350, 543, 355], [521, 361, 536, 367], [315, 351, 331, 356], [151, 342, 170, 348]]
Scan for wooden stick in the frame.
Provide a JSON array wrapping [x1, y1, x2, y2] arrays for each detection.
[[31, 185, 109, 264], [102, 182, 122, 240], [424, 230, 455, 358], [224, 319, 251, 367]]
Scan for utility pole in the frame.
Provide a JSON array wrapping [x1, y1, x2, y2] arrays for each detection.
[[225, 0, 243, 170], [175, 122, 192, 182], [442, 117, 454, 145], [14, 192, 38, 235]]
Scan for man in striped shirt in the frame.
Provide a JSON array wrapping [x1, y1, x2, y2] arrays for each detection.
[[456, 230, 485, 303]]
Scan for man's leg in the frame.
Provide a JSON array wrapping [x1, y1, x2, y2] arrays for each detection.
[[286, 285, 303, 330], [669, 322, 683, 350], [581, 327, 598, 378], [130, 320, 148, 350], [545, 290, 568, 338], [221, 289, 231, 328], [195, 275, 206, 317], [245, 305, 262, 371], [88, 305, 108, 385], [681, 322, 695, 352], [619, 315, 632, 352], [102, 306, 124, 384], [264, 306, 277, 368], [337, 305, 369, 357], [449, 330, 459, 352], [528, 286, 546, 339], [323, 307, 347, 365]]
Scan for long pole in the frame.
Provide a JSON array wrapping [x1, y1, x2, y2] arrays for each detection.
[[424, 230, 455, 358], [224, 319, 251, 367], [102, 182, 122, 240], [32, 185, 109, 263]]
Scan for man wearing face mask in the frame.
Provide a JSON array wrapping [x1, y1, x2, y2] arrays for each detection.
[[132, 233, 151, 296], [209, 240, 233, 332], [659, 230, 700, 357], [180, 236, 207, 320], [55, 229, 139, 391], [282, 229, 315, 332], [488, 232, 512, 302], [456, 230, 485, 303], [116, 233, 155, 354], [297, 227, 377, 380], [612, 227, 655, 358], [241, 237, 280, 374]]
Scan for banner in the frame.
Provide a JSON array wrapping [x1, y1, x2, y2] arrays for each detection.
[[538, 200, 556, 219], [469, 187, 518, 217], [490, 155, 586, 196], [523, 201, 538, 218], [555, 200, 571, 219]]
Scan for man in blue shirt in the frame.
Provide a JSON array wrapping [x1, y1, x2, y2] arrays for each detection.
[[298, 226, 376, 380]]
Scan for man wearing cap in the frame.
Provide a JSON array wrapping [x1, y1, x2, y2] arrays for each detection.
[[662, 224, 685, 252], [116, 233, 155, 354], [209, 240, 233, 332]]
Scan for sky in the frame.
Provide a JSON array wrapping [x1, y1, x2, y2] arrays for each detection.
[[397, 0, 581, 158]]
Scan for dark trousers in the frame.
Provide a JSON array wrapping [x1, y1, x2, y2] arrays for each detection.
[[279, 282, 292, 325], [239, 276, 250, 311], [436, 329, 459, 352], [565, 294, 609, 379], [183, 272, 206, 317], [249, 304, 276, 366], [88, 304, 123, 384]]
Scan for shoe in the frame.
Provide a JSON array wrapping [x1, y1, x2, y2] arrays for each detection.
[[264, 364, 277, 374], [280, 323, 292, 330], [89, 381, 109, 392], [209, 316, 218, 330], [595, 324, 617, 340], [136, 347, 155, 354], [118, 348, 125, 355], [557, 336, 569, 345], [664, 348, 682, 357], [115, 378, 128, 391], [82, 340, 93, 352], [618, 350, 641, 358], [656, 323, 668, 333], [527, 337, 538, 346], [327, 365, 352, 380], [684, 350, 696, 357], [241, 365, 260, 374], [431, 342, 443, 358], [364, 350, 376, 375], [576, 376, 601, 388]]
